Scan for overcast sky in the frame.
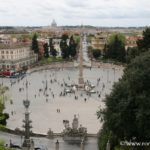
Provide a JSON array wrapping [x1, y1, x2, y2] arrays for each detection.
[[0, 0, 150, 27]]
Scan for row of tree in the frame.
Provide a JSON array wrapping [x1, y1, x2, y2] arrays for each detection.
[[92, 28, 150, 63], [31, 33, 77, 60], [60, 34, 77, 59], [0, 86, 9, 126], [97, 28, 150, 150]]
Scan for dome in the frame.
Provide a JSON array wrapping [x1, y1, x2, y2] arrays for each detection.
[[51, 19, 57, 27]]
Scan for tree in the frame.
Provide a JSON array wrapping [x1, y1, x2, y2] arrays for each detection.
[[60, 34, 69, 59], [0, 85, 9, 126], [97, 50, 150, 149], [31, 33, 39, 54], [126, 47, 139, 63], [108, 33, 125, 45], [49, 38, 53, 54], [51, 45, 57, 58], [92, 49, 101, 59], [0, 140, 12, 150], [105, 34, 126, 62], [137, 27, 150, 50], [43, 43, 49, 58], [126, 28, 150, 63], [69, 35, 77, 58], [49, 38, 57, 58]]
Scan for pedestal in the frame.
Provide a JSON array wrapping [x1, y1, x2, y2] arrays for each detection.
[[79, 77, 84, 85]]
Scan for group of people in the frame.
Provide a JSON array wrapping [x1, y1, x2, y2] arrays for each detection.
[[10, 70, 109, 102], [4, 65, 121, 121]]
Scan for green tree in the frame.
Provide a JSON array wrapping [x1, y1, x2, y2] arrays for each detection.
[[60, 34, 69, 59], [74, 35, 80, 44], [137, 27, 150, 50], [43, 43, 49, 58], [49, 38, 57, 58], [49, 38, 53, 54], [108, 33, 125, 45], [126, 47, 139, 63], [105, 33, 126, 62], [97, 50, 150, 149], [31, 33, 39, 54], [51, 45, 57, 58], [0, 140, 12, 150], [126, 27, 150, 63], [92, 49, 101, 59], [69, 35, 77, 58], [0, 85, 9, 126]]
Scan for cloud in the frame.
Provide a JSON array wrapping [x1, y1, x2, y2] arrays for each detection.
[[0, 9, 7, 13], [0, 0, 149, 26], [65, 0, 89, 8]]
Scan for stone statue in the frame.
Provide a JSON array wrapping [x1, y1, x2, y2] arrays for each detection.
[[72, 115, 79, 130]]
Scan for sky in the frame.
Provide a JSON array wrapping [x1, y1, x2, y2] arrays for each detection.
[[0, 0, 150, 27]]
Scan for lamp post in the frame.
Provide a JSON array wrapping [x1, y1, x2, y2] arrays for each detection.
[[55, 140, 59, 150], [81, 139, 85, 150], [22, 99, 32, 150], [107, 69, 109, 83], [106, 140, 110, 150], [1, 61, 5, 85], [113, 67, 115, 82]]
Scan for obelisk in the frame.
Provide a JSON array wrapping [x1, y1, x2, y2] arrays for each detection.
[[78, 34, 84, 87]]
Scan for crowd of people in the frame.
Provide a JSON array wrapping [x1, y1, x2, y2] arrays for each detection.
[[4, 64, 123, 118]]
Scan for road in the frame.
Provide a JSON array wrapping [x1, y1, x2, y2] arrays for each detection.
[[74, 33, 91, 67]]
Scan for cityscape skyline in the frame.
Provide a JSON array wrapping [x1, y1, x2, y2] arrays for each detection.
[[0, 0, 150, 27]]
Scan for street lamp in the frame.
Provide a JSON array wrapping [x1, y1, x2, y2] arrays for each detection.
[[23, 99, 30, 110], [106, 140, 110, 150], [22, 99, 32, 150]]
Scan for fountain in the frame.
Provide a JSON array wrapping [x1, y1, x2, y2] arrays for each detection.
[[62, 115, 87, 143]]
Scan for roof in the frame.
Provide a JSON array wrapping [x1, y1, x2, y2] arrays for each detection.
[[0, 44, 30, 49]]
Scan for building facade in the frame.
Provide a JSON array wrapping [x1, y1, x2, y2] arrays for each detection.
[[125, 36, 142, 50], [51, 38, 62, 57], [91, 32, 108, 52], [0, 46, 38, 71]]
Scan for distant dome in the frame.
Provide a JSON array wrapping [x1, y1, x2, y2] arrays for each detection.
[[51, 19, 57, 27]]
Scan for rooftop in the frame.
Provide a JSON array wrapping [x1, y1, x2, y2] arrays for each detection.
[[0, 43, 30, 49]]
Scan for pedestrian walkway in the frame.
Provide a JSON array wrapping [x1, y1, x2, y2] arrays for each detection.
[[74, 34, 91, 67]]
